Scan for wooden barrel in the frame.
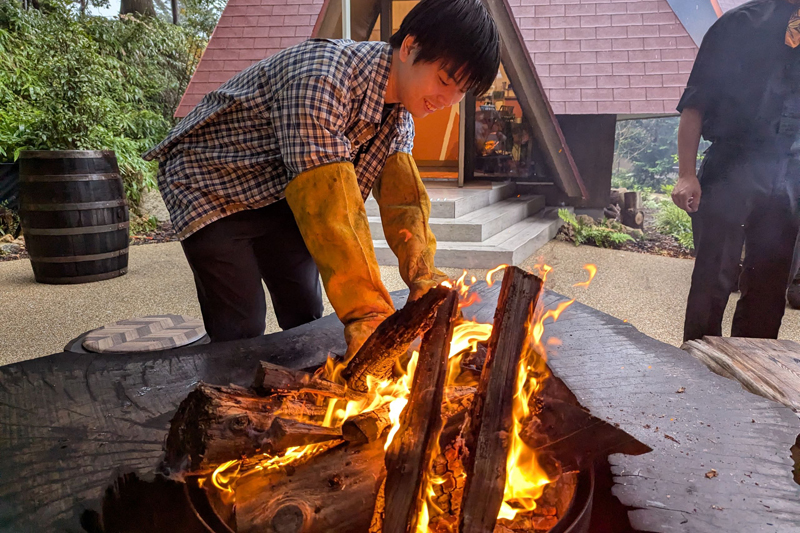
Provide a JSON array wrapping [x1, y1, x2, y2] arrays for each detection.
[[18, 150, 129, 284]]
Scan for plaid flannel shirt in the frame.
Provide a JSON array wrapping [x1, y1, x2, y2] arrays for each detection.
[[143, 39, 414, 239]]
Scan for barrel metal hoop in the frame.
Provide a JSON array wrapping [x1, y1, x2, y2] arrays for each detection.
[[35, 268, 128, 284], [22, 199, 128, 211], [31, 248, 129, 263], [19, 150, 116, 159], [20, 173, 121, 182], [24, 222, 130, 236]]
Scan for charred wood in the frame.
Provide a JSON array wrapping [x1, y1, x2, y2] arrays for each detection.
[[382, 290, 459, 533], [343, 286, 451, 392], [458, 266, 544, 533]]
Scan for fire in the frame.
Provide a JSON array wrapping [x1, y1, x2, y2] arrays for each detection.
[[572, 263, 597, 288], [201, 262, 597, 531], [497, 266, 582, 522]]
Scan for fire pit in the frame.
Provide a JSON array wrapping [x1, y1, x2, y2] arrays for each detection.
[[3, 265, 799, 533], [93, 266, 638, 533]]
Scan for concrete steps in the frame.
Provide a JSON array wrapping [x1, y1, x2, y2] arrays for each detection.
[[369, 194, 546, 243], [369, 181, 567, 269]]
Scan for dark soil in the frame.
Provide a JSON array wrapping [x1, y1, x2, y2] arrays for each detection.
[[620, 207, 693, 259], [557, 207, 694, 260], [0, 222, 178, 262]]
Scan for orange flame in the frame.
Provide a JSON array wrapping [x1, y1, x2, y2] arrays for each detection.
[[486, 264, 507, 287], [572, 264, 597, 288], [201, 264, 598, 522]]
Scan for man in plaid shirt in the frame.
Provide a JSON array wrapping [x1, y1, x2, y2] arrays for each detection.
[[144, 0, 500, 359]]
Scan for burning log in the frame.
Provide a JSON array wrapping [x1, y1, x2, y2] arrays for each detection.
[[458, 266, 544, 533], [343, 286, 451, 392], [381, 290, 460, 533], [342, 404, 392, 444], [253, 361, 366, 402], [262, 418, 342, 454], [233, 438, 388, 533], [164, 383, 333, 472]]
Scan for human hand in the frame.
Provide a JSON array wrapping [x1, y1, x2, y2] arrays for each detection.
[[672, 173, 702, 213]]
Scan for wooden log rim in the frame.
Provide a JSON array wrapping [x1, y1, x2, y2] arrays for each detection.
[[2, 288, 800, 532]]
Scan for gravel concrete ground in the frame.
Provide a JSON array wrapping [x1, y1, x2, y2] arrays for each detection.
[[3, 240, 800, 366]]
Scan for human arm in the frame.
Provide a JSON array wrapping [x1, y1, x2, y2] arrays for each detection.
[[274, 77, 395, 359], [672, 107, 703, 213], [372, 151, 448, 301]]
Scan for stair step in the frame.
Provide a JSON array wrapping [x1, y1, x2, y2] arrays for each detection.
[[369, 195, 545, 242], [374, 207, 569, 269], [365, 181, 516, 219]]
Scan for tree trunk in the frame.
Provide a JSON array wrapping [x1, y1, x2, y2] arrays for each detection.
[[120, 0, 156, 17]]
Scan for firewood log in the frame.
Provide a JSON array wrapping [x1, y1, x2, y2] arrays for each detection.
[[381, 290, 459, 533], [164, 383, 331, 473], [458, 266, 544, 533], [253, 361, 366, 402], [343, 286, 451, 392]]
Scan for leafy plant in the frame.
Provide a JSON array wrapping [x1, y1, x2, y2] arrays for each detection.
[[613, 118, 710, 192], [654, 199, 694, 250], [0, 200, 19, 236], [129, 213, 159, 234], [0, 1, 211, 209], [558, 209, 635, 249]]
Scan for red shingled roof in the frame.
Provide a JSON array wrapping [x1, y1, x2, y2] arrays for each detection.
[[174, 0, 326, 117], [174, 0, 733, 118], [510, 0, 697, 115]]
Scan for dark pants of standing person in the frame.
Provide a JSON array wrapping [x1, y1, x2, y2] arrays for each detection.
[[181, 200, 324, 342], [684, 145, 800, 342]]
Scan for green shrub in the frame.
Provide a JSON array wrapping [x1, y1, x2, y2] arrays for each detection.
[[0, 1, 204, 209], [0, 200, 19, 236], [558, 209, 635, 249], [655, 199, 694, 250]]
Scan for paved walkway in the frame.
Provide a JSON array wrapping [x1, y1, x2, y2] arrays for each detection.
[[3, 240, 800, 366]]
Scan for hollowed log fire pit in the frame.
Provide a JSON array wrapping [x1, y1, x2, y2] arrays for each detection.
[[95, 267, 647, 533]]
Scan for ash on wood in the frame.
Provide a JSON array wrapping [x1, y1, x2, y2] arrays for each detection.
[[343, 286, 451, 392], [682, 336, 800, 411], [381, 290, 460, 533], [458, 266, 544, 533]]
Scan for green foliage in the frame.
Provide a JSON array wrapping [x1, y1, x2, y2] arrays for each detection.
[[0, 200, 19, 236], [558, 209, 635, 249], [0, 1, 208, 208], [129, 213, 159, 234], [614, 117, 710, 191], [654, 199, 694, 250]]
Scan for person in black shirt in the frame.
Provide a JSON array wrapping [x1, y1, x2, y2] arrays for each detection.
[[673, 0, 800, 341]]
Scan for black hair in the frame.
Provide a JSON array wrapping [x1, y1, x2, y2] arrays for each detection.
[[389, 0, 500, 97]]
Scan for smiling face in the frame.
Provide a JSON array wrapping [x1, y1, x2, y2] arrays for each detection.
[[392, 36, 468, 118]]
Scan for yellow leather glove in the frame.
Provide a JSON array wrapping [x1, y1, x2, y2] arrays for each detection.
[[372, 152, 448, 301], [285, 162, 395, 362]]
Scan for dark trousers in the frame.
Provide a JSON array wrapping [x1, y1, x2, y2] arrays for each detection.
[[181, 200, 324, 342], [684, 146, 800, 342]]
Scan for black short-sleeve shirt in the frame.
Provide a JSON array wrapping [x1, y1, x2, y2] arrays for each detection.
[[677, 0, 800, 153]]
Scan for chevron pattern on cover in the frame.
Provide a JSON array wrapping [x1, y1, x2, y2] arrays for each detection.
[[82, 315, 206, 353]]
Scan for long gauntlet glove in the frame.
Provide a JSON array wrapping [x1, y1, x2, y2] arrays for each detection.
[[372, 152, 448, 301], [285, 162, 395, 361]]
